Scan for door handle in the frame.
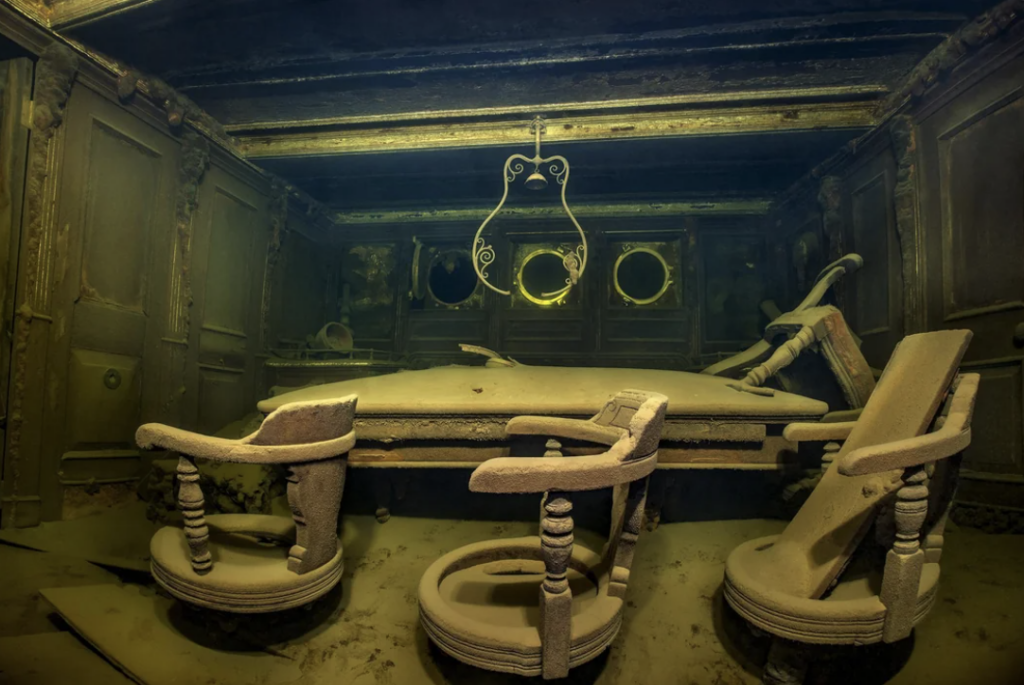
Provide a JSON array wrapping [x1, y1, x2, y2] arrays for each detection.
[[1014, 323, 1024, 348]]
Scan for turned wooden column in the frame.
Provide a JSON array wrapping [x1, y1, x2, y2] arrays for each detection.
[[176, 456, 212, 574], [609, 478, 647, 599], [539, 490, 574, 679], [880, 464, 929, 642], [821, 441, 842, 474]]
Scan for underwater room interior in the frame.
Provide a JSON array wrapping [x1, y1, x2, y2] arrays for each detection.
[[2, 0, 1024, 683]]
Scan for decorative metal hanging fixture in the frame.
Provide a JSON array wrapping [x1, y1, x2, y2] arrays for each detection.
[[472, 116, 588, 297]]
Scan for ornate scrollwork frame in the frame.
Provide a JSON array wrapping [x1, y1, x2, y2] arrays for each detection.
[[472, 117, 588, 297]]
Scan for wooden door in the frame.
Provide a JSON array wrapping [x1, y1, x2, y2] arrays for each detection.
[[919, 56, 1024, 509], [0, 58, 32, 526], [187, 162, 269, 434], [843, 146, 904, 368], [40, 85, 177, 515]]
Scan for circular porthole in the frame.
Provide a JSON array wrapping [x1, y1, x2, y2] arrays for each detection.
[[427, 250, 478, 306], [517, 250, 570, 306], [614, 248, 671, 305]]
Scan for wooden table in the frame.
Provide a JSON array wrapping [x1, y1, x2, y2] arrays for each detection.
[[257, 364, 828, 470]]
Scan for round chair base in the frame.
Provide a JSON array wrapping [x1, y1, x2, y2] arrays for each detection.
[[418, 536, 623, 677], [151, 514, 343, 613], [724, 534, 940, 645]]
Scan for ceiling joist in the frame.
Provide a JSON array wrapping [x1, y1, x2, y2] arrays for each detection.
[[6, 0, 164, 29], [239, 94, 881, 159]]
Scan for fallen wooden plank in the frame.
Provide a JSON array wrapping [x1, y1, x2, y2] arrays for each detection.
[[0, 503, 155, 572], [40, 584, 303, 685], [0, 631, 133, 685]]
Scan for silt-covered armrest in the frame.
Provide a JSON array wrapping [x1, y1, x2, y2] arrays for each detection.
[[470, 438, 655, 494], [505, 415, 626, 446], [839, 374, 979, 476], [135, 422, 356, 465], [783, 421, 857, 442]]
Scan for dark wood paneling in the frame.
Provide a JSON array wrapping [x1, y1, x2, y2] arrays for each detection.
[[700, 230, 768, 350], [844, 146, 903, 367], [188, 163, 270, 432], [919, 53, 1024, 508], [42, 85, 176, 499], [939, 92, 1024, 323]]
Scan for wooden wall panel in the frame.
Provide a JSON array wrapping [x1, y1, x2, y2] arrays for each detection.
[[273, 228, 329, 345], [918, 52, 1024, 509], [843, 146, 903, 367], [700, 230, 768, 351], [42, 85, 176, 502], [188, 163, 270, 436], [939, 93, 1024, 323]]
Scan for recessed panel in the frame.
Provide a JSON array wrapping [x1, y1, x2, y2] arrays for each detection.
[[941, 94, 1024, 319], [850, 173, 892, 335], [962, 361, 1023, 476], [203, 188, 256, 335], [702, 233, 767, 343], [65, 349, 141, 448], [198, 368, 247, 435], [80, 120, 160, 310]]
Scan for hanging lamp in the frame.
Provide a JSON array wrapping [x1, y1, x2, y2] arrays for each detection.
[[472, 116, 588, 298]]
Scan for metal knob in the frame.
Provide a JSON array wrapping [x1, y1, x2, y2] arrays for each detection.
[[103, 368, 121, 390]]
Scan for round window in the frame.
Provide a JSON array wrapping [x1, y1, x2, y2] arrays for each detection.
[[427, 250, 478, 306], [517, 250, 570, 305], [614, 248, 670, 305]]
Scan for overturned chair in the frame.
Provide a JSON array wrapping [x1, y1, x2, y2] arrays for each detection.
[[135, 395, 357, 613], [419, 389, 669, 680], [704, 253, 876, 413], [723, 331, 978, 684]]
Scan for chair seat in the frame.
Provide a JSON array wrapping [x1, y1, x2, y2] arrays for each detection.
[[724, 534, 940, 645], [151, 514, 343, 613], [418, 536, 623, 677]]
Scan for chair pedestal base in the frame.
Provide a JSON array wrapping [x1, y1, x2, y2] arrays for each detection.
[[151, 514, 343, 614], [418, 536, 622, 678]]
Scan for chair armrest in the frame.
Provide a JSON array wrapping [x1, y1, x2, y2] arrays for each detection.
[[839, 374, 979, 476], [838, 426, 971, 476], [505, 416, 626, 446], [136, 423, 356, 465], [783, 421, 857, 442], [470, 441, 655, 494]]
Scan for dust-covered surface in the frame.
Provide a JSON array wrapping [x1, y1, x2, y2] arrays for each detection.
[[0, 631, 133, 685], [6, 516, 1024, 684], [0, 502, 156, 572]]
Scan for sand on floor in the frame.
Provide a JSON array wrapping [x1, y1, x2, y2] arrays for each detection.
[[6, 515, 1024, 685]]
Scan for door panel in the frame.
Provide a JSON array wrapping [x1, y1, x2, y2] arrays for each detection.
[[920, 57, 1024, 507], [844, 148, 904, 368], [44, 86, 176, 498], [188, 164, 269, 433]]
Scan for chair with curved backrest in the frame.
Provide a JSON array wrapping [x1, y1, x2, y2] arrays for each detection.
[[722, 331, 978, 684], [135, 395, 357, 613], [704, 254, 876, 413], [419, 389, 669, 680]]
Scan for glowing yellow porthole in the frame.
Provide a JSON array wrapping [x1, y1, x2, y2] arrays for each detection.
[[614, 247, 671, 305], [516, 249, 571, 306]]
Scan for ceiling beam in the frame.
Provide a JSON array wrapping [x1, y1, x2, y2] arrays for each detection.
[[238, 91, 880, 159], [332, 199, 771, 226], [50, 0, 166, 29]]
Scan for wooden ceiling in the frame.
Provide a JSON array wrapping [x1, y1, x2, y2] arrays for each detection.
[[33, 0, 994, 212]]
